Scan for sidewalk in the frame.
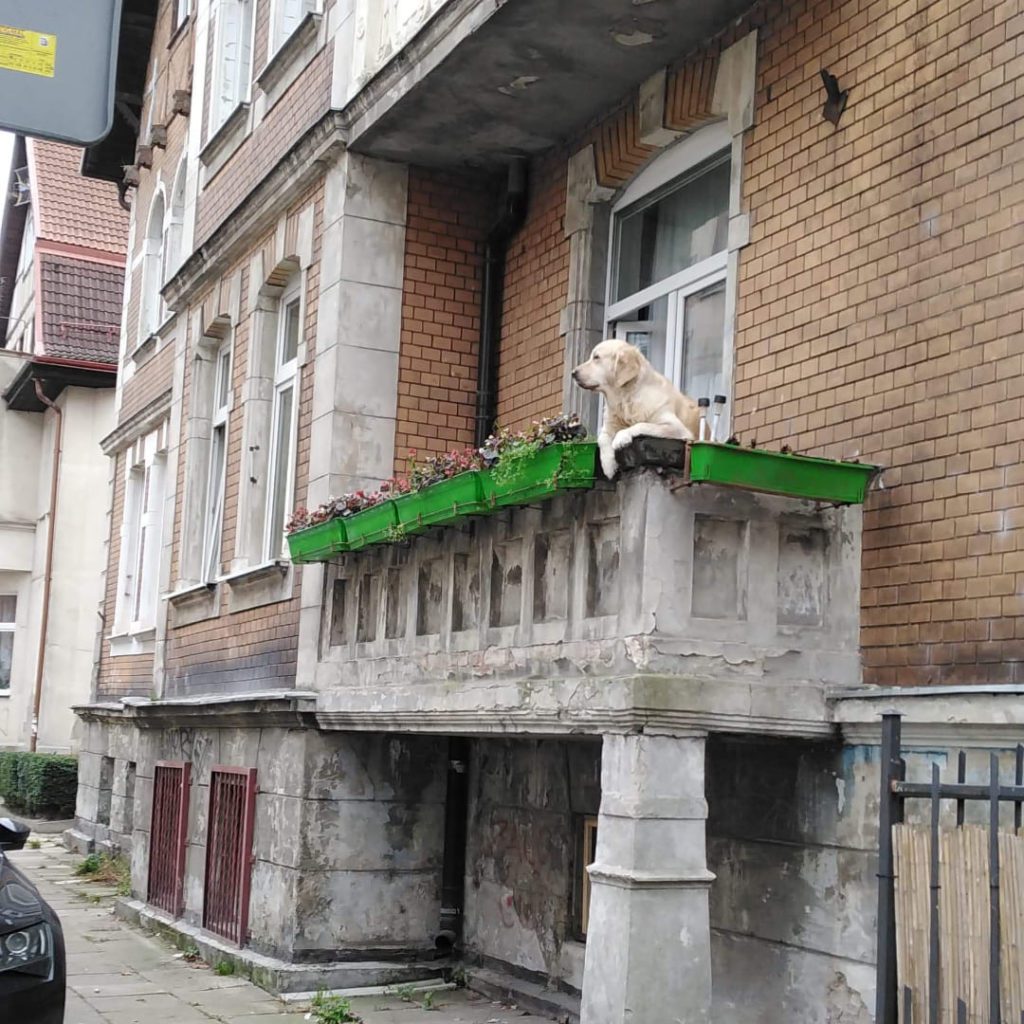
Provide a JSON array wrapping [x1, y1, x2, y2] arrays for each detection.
[[7, 838, 549, 1024]]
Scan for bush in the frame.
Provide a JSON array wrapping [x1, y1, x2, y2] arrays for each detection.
[[0, 751, 78, 819]]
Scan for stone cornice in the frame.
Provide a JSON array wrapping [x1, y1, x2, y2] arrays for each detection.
[[74, 690, 318, 729], [100, 389, 172, 454]]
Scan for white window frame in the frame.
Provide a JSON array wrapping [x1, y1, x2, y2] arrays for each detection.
[[202, 343, 232, 581], [139, 192, 167, 342], [210, 0, 255, 132], [175, 0, 190, 28], [0, 595, 15, 693], [268, 0, 312, 55], [262, 281, 301, 561], [604, 121, 733, 405], [114, 434, 168, 637]]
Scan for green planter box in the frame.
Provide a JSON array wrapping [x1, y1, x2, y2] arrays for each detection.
[[492, 441, 598, 508], [287, 518, 349, 563], [343, 500, 399, 551], [394, 471, 495, 535], [688, 443, 879, 504]]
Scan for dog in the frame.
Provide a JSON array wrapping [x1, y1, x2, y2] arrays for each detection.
[[572, 338, 700, 480]]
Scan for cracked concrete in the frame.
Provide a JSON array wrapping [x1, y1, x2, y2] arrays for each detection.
[[8, 839, 550, 1024]]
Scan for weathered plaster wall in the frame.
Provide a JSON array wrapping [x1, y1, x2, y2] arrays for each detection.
[[706, 735, 879, 1024], [73, 717, 447, 962], [464, 738, 600, 993]]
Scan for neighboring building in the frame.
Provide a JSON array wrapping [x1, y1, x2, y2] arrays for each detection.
[[0, 135, 127, 752], [69, 0, 1023, 1021]]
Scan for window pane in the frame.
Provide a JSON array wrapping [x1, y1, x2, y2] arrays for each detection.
[[613, 154, 730, 301], [204, 426, 226, 580], [0, 595, 15, 623], [0, 632, 11, 690], [281, 297, 300, 365], [267, 385, 294, 557], [681, 281, 727, 403], [610, 294, 668, 377], [215, 347, 231, 411]]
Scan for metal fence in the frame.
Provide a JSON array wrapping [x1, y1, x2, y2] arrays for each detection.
[[202, 766, 257, 946], [876, 713, 1024, 1024], [147, 761, 190, 917]]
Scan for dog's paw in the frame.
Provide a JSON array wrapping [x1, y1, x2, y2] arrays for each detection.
[[611, 429, 634, 451], [600, 450, 618, 480]]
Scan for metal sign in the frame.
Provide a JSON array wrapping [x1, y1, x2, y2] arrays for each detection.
[[0, 0, 121, 145]]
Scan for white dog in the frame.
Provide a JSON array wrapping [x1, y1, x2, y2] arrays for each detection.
[[572, 339, 700, 480]]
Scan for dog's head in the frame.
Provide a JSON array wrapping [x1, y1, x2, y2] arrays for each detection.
[[572, 339, 646, 393]]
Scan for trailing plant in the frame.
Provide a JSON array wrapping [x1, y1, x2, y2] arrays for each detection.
[[285, 413, 589, 534]]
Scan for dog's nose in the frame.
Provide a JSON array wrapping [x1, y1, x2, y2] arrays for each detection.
[[571, 368, 580, 381]]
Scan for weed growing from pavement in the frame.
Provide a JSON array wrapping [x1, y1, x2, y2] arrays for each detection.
[[74, 852, 131, 895], [306, 990, 362, 1024], [215, 961, 236, 976]]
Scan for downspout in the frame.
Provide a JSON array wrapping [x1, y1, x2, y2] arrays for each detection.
[[473, 159, 529, 446], [29, 379, 62, 752], [436, 736, 470, 953]]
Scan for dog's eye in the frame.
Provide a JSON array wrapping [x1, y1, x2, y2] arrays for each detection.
[[593, 354, 600, 360]]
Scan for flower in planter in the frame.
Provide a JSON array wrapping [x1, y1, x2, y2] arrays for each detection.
[[285, 507, 311, 533]]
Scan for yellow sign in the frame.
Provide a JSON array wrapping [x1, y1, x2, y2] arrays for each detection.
[[0, 25, 56, 79]]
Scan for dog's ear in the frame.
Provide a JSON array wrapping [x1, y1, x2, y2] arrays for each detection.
[[613, 345, 643, 387]]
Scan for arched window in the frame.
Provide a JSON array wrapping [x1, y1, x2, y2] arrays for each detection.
[[605, 121, 732, 405], [165, 159, 187, 279], [139, 192, 166, 340]]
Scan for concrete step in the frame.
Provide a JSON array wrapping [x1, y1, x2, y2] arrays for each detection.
[[466, 965, 580, 1023]]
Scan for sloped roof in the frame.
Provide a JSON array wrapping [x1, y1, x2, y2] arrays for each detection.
[[38, 254, 124, 365], [27, 138, 128, 254]]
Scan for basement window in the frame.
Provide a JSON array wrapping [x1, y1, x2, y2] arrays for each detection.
[[0, 595, 15, 691], [577, 814, 598, 938]]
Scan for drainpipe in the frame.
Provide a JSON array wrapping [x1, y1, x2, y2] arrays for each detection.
[[436, 736, 471, 953], [473, 159, 529, 447], [29, 379, 62, 752]]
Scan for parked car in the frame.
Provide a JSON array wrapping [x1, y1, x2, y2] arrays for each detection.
[[0, 818, 65, 1024]]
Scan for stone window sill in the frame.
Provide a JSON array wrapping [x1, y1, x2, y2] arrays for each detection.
[[257, 12, 321, 101], [200, 101, 250, 178], [109, 629, 156, 657], [224, 560, 292, 613], [130, 333, 158, 366], [167, 580, 220, 627]]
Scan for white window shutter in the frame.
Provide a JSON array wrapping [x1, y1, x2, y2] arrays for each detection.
[[215, 0, 243, 123]]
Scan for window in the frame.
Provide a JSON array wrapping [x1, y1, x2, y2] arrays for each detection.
[[116, 439, 167, 634], [606, 131, 731, 405], [139, 193, 166, 341], [210, 0, 254, 130], [175, 0, 190, 28], [202, 344, 231, 580], [0, 596, 15, 691], [165, 159, 187, 281], [269, 0, 313, 53], [263, 286, 300, 560]]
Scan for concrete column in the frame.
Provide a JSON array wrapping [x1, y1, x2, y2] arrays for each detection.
[[581, 731, 714, 1024]]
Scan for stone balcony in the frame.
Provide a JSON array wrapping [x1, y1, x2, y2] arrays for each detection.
[[313, 468, 863, 739]]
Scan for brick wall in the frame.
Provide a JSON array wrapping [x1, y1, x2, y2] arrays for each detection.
[[393, 168, 495, 469], [732, 0, 1024, 684], [161, 181, 324, 697], [95, 453, 154, 699], [195, 44, 333, 245]]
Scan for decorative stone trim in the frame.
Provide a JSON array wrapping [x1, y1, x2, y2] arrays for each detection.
[[129, 333, 159, 365], [108, 629, 156, 657], [100, 390, 172, 455], [587, 865, 717, 889], [165, 112, 344, 308], [74, 691, 318, 729]]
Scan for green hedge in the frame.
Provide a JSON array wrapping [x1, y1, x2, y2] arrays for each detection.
[[0, 751, 78, 819]]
